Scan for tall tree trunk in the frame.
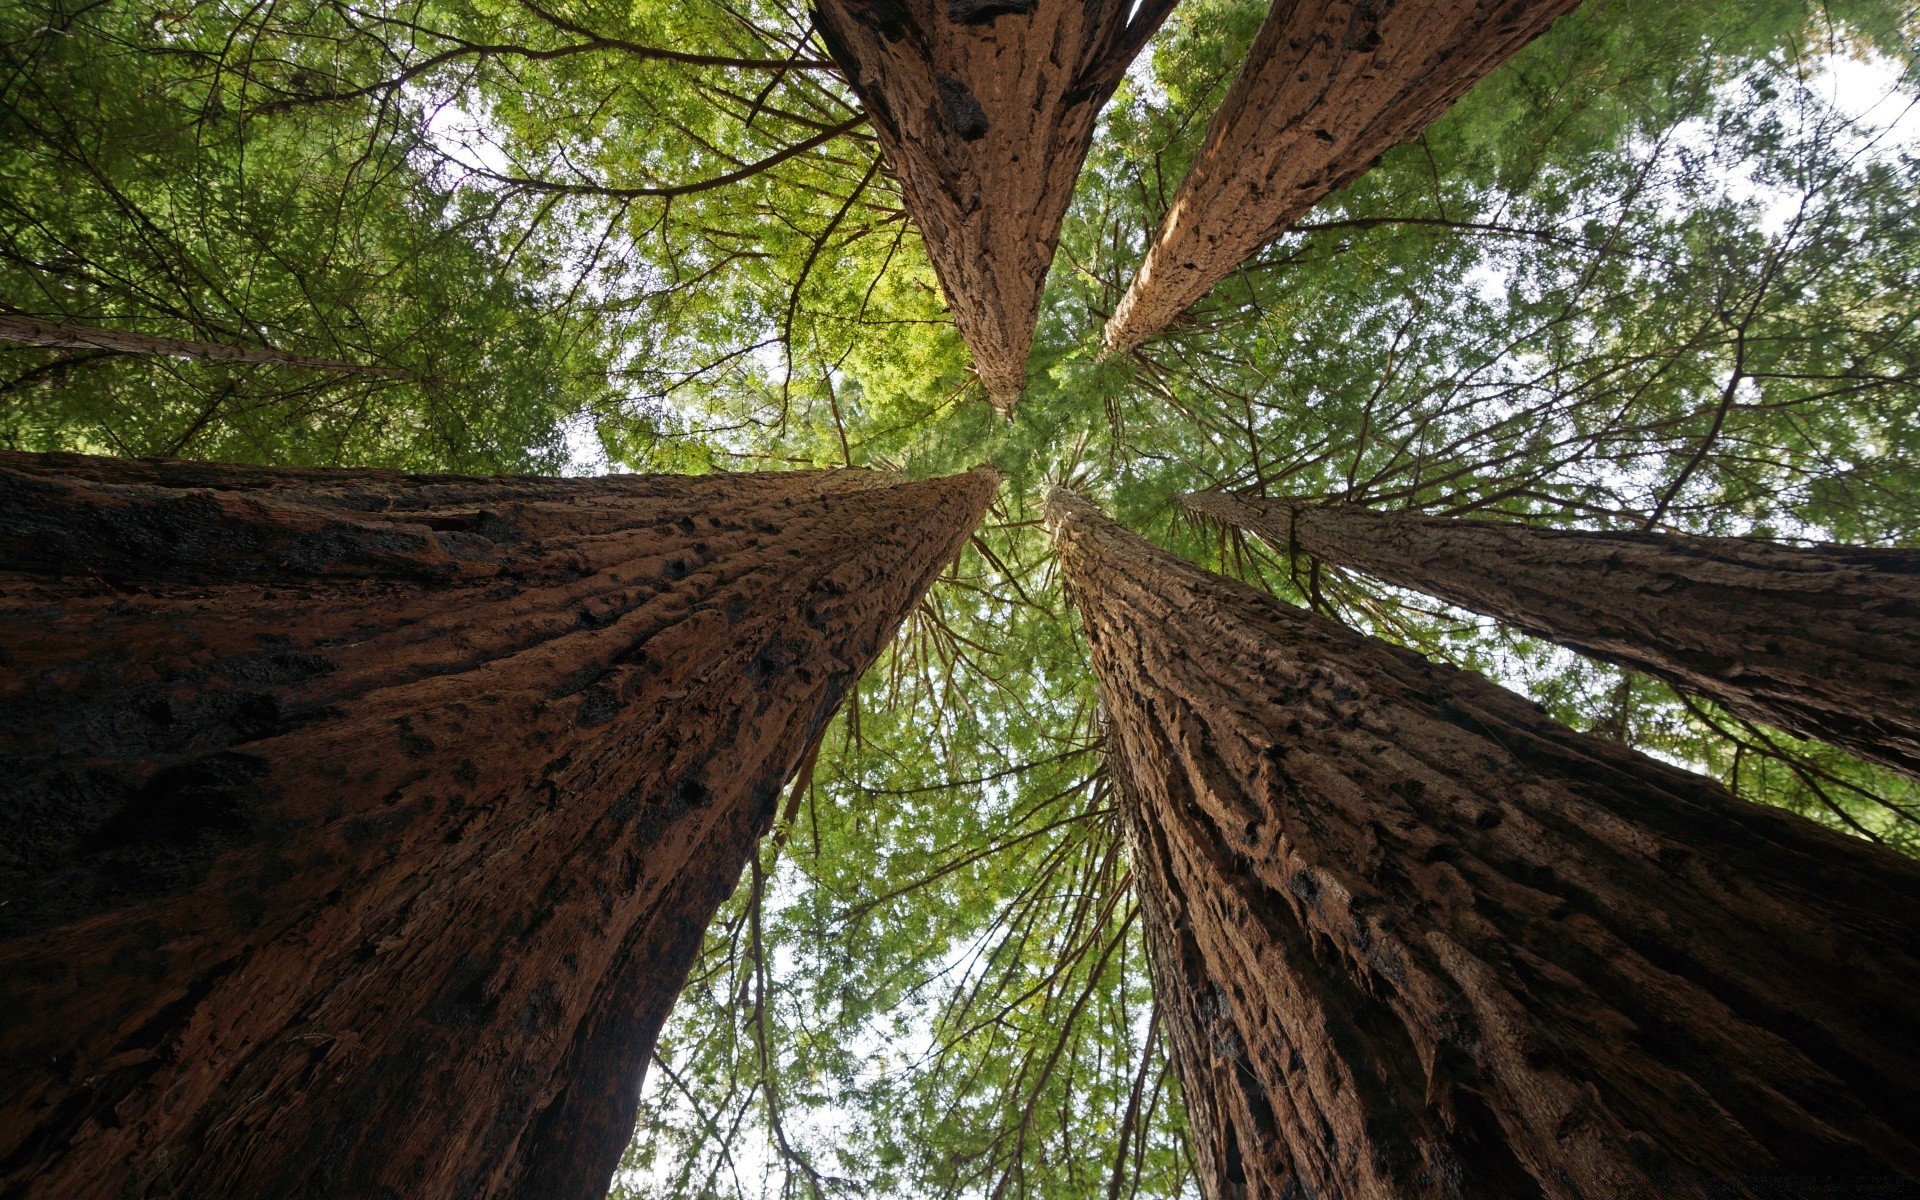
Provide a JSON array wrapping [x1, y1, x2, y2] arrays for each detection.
[[1185, 490, 1920, 779], [1048, 490, 1920, 1200], [815, 0, 1175, 411], [0, 451, 996, 1200], [0, 313, 410, 378], [1102, 0, 1581, 354]]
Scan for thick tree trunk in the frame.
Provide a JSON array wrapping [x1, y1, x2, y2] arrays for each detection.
[[1102, 0, 1581, 353], [815, 0, 1175, 411], [1049, 490, 1920, 1200], [0, 451, 996, 1200], [1185, 491, 1920, 779], [0, 314, 409, 378]]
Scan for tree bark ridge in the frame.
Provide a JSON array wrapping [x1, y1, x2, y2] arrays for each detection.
[[0, 450, 996, 1200], [1102, 0, 1581, 353], [1049, 489, 1920, 1200], [1185, 490, 1920, 779]]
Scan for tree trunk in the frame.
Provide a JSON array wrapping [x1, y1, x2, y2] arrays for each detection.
[[1048, 490, 1920, 1200], [815, 0, 1175, 411], [1185, 490, 1920, 779], [0, 314, 410, 378], [1102, 0, 1581, 354], [0, 451, 996, 1200]]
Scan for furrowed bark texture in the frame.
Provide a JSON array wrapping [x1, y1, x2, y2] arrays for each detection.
[[815, 0, 1175, 409], [1187, 491, 1920, 780], [1049, 490, 1920, 1200], [1102, 0, 1581, 353], [0, 451, 996, 1200]]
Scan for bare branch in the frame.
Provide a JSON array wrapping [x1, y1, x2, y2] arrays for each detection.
[[0, 313, 411, 379], [467, 115, 865, 198]]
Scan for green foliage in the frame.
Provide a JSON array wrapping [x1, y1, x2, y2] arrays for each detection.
[[9, 0, 1920, 1194], [0, 0, 612, 468], [622, 525, 1181, 1198]]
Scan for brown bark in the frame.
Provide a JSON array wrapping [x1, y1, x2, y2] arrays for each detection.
[[1186, 491, 1920, 780], [0, 314, 411, 378], [0, 451, 996, 1200], [815, 0, 1176, 410], [1049, 489, 1920, 1200], [1102, 0, 1582, 353]]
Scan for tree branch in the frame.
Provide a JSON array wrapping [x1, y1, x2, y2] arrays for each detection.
[[0, 313, 411, 379], [468, 115, 865, 198]]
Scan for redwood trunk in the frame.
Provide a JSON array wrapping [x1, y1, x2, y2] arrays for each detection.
[[1102, 0, 1581, 353], [0, 451, 996, 1200], [1187, 491, 1920, 779], [1049, 490, 1920, 1200], [815, 0, 1175, 410]]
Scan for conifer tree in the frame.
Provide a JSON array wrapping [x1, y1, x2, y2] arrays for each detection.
[[0, 451, 997, 1200], [816, 0, 1176, 409], [1051, 489, 1920, 1199], [1103, 0, 1582, 352], [1185, 491, 1920, 779]]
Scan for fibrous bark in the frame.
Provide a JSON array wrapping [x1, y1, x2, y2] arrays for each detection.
[[1102, 0, 1581, 353], [0, 451, 996, 1200], [1186, 491, 1920, 780], [1049, 490, 1920, 1200], [815, 0, 1175, 410], [0, 313, 409, 378]]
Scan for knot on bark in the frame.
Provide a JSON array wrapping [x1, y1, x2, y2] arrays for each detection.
[[850, 0, 915, 42], [936, 77, 989, 141], [947, 0, 1034, 22]]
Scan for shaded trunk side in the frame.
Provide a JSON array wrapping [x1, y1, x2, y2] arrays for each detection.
[[0, 451, 996, 1200], [1050, 490, 1920, 1200], [1186, 490, 1920, 779], [1103, 0, 1580, 353], [815, 0, 1174, 409]]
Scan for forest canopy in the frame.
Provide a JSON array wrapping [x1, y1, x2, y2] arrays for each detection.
[[4, 0, 1918, 1194]]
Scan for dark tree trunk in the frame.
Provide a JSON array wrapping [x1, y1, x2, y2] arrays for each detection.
[[815, 0, 1175, 411], [0, 314, 409, 378], [0, 451, 996, 1200], [1049, 490, 1920, 1200], [1185, 491, 1920, 779], [1102, 0, 1581, 353]]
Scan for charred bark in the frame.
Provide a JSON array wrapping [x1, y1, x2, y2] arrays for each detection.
[[1049, 490, 1920, 1200], [0, 451, 996, 1200], [1102, 0, 1581, 353], [814, 0, 1176, 410], [1186, 491, 1920, 780]]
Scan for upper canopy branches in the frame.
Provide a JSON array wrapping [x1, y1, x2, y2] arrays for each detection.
[[1103, 0, 1584, 353], [815, 0, 1178, 412]]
